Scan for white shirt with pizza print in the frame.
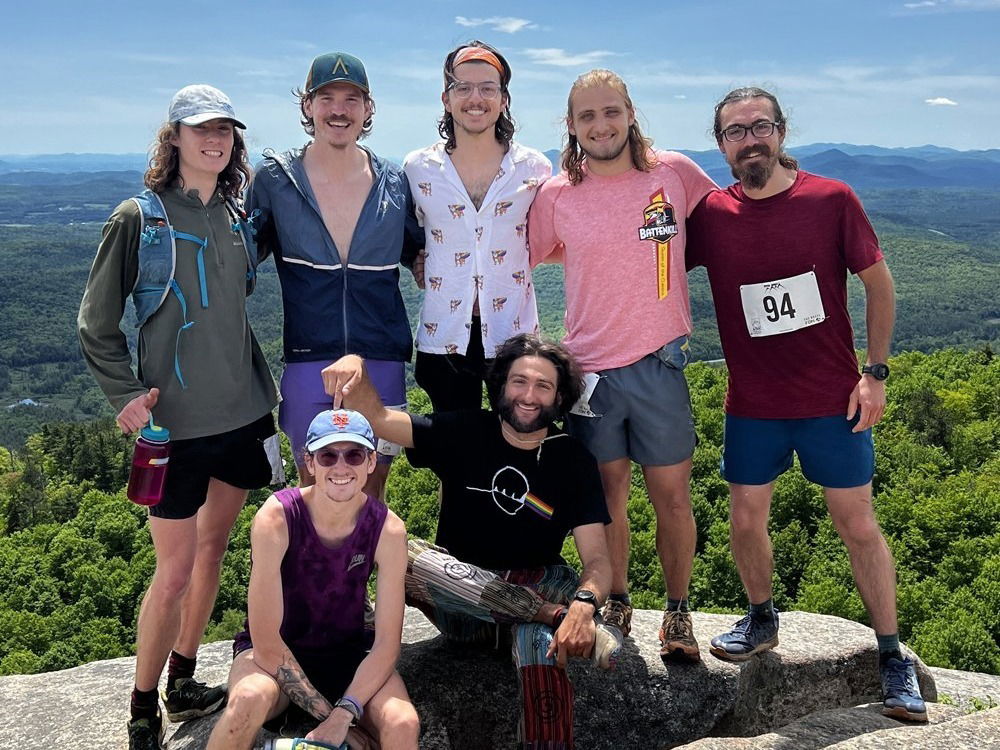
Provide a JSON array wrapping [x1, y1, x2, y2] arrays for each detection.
[[403, 141, 552, 357]]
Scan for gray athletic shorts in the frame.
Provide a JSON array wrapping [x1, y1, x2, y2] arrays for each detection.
[[565, 344, 695, 466]]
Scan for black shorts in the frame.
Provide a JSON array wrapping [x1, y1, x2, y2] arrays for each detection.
[[150, 413, 276, 520]]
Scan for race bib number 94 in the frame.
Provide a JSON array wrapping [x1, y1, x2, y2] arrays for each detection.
[[739, 271, 826, 338]]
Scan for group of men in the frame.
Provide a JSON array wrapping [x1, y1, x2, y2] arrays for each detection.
[[79, 36, 926, 750]]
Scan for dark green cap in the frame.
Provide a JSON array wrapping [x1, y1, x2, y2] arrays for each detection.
[[305, 52, 370, 95]]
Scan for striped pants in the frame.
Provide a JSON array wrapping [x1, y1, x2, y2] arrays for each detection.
[[406, 538, 579, 750]]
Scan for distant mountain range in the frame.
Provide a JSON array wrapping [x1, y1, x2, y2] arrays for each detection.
[[4, 144, 1000, 191]]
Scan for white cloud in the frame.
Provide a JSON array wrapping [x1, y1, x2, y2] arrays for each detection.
[[454, 16, 537, 33], [522, 48, 618, 68], [925, 96, 959, 105], [902, 0, 1000, 10]]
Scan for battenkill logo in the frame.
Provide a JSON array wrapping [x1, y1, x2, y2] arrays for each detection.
[[638, 190, 677, 299]]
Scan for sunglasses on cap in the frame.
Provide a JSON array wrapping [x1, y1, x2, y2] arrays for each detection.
[[312, 446, 371, 467]]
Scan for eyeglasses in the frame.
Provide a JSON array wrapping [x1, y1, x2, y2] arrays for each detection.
[[447, 81, 501, 100], [720, 120, 781, 142], [312, 446, 370, 467]]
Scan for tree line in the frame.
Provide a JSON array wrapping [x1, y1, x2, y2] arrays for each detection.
[[1, 346, 998, 677]]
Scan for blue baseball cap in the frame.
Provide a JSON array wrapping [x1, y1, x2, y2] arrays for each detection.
[[305, 409, 376, 452], [305, 52, 370, 95], [168, 84, 246, 129]]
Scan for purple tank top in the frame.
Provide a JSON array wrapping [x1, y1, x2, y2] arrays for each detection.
[[236, 487, 388, 657]]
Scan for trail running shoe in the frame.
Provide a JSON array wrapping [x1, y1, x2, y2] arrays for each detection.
[[592, 620, 623, 670], [880, 656, 928, 722], [709, 610, 779, 662], [162, 677, 227, 722], [659, 609, 701, 663], [600, 598, 633, 638], [127, 710, 164, 750]]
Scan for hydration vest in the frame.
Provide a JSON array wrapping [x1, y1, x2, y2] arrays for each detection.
[[129, 189, 259, 387]]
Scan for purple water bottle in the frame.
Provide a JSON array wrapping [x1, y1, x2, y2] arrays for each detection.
[[126, 420, 171, 506]]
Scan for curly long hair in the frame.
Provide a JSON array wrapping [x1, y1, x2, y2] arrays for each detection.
[[437, 40, 515, 154], [144, 122, 251, 199], [713, 86, 798, 171], [486, 334, 584, 419], [562, 69, 656, 186]]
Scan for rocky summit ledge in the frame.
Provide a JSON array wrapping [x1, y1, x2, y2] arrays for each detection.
[[2, 609, 998, 749]]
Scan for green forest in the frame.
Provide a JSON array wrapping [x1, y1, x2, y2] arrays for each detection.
[[2, 347, 999, 677], [2, 187, 999, 449]]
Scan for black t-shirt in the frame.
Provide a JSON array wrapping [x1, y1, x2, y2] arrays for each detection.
[[407, 410, 610, 570]]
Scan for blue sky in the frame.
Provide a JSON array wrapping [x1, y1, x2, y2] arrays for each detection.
[[3, 0, 997, 158]]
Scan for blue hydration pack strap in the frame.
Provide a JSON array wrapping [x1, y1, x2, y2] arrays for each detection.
[[172, 231, 209, 308], [168, 278, 195, 389]]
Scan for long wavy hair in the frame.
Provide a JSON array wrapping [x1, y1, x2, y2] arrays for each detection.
[[562, 69, 656, 186], [294, 86, 375, 140], [486, 334, 584, 419], [437, 40, 515, 154], [144, 122, 251, 199], [713, 86, 798, 171]]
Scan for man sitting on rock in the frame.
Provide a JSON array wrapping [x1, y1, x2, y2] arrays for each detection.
[[323, 334, 621, 750], [206, 410, 418, 749]]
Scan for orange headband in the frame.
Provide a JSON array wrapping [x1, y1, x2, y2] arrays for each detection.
[[453, 47, 504, 77]]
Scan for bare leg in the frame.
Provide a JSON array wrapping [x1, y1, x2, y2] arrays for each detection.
[[297, 462, 315, 488], [174, 479, 249, 657], [825, 483, 898, 634], [598, 457, 633, 594], [642, 459, 695, 600], [729, 483, 776, 604], [134, 516, 198, 691], [206, 650, 288, 750], [365, 462, 391, 502], [360, 671, 419, 750]]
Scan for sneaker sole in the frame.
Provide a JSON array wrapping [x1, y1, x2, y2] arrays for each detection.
[[164, 693, 226, 723], [660, 644, 701, 664], [882, 705, 928, 723], [708, 636, 778, 663]]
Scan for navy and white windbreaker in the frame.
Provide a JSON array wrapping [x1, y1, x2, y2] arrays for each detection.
[[250, 146, 423, 363]]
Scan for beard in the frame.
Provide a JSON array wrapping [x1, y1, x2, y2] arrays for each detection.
[[579, 135, 629, 163], [729, 144, 779, 190], [498, 394, 560, 434]]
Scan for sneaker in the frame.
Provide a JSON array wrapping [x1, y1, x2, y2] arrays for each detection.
[[880, 656, 928, 722], [127, 710, 164, 750], [709, 610, 779, 662], [601, 598, 633, 638], [592, 621, 623, 670], [659, 609, 701, 663], [162, 677, 227, 722]]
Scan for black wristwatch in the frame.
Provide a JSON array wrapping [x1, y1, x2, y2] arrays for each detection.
[[573, 589, 598, 612], [862, 363, 890, 381]]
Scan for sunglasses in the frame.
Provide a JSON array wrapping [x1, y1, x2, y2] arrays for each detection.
[[312, 446, 371, 467]]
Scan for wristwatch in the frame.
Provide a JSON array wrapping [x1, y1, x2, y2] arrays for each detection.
[[862, 363, 890, 381], [572, 589, 598, 612]]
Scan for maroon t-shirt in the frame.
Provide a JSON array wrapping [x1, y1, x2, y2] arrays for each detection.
[[686, 171, 883, 419]]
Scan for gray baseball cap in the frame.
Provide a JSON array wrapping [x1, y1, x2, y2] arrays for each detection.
[[168, 84, 246, 129]]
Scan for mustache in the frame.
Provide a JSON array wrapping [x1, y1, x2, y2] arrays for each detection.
[[736, 144, 772, 160]]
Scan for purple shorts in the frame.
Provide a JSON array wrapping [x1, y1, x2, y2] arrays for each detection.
[[279, 359, 406, 465]]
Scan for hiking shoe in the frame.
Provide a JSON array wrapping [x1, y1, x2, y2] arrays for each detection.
[[162, 677, 227, 722], [592, 621, 623, 670], [709, 610, 779, 662], [659, 609, 701, 663], [601, 598, 633, 638], [127, 710, 164, 750], [880, 656, 928, 722]]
